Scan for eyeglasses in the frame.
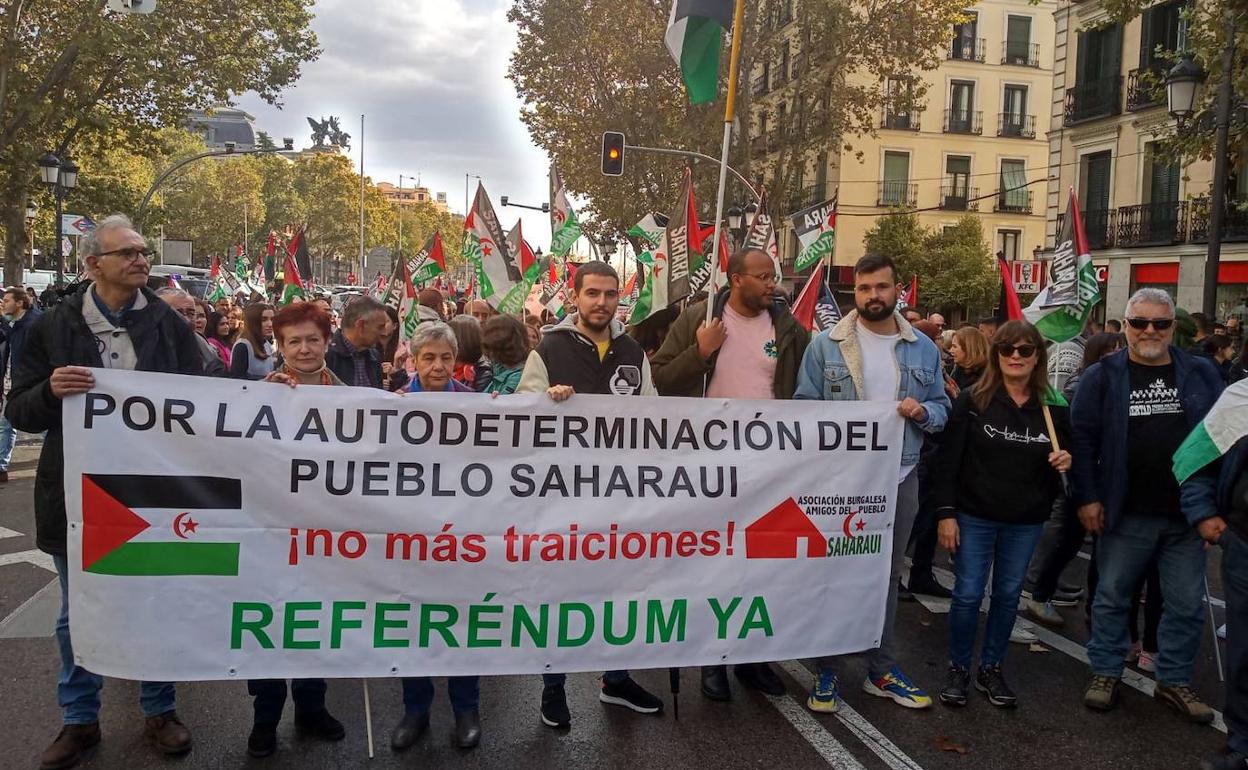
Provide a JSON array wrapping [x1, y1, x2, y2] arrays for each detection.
[[95, 247, 154, 262], [996, 343, 1038, 358], [1125, 317, 1175, 331], [742, 272, 777, 285], [173, 307, 197, 319]]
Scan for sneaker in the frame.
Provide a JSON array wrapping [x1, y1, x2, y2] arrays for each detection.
[[975, 665, 1017, 708], [807, 669, 841, 713], [1024, 599, 1064, 627], [1137, 650, 1157, 673], [1083, 675, 1119, 711], [599, 676, 663, 714], [1009, 619, 1038, 644], [863, 667, 932, 709], [1155, 683, 1215, 724], [1202, 749, 1248, 770], [938, 665, 970, 707], [540, 684, 571, 728]]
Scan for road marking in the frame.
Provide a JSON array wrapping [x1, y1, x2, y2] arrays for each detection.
[[778, 661, 925, 770], [765, 690, 868, 769], [0, 526, 21, 539], [0, 548, 55, 572], [0, 578, 58, 639]]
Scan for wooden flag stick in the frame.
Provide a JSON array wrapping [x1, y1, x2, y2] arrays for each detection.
[[362, 680, 375, 758], [1041, 402, 1061, 452]]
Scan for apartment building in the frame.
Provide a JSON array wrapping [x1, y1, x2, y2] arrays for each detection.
[[376, 182, 451, 213], [751, 0, 1055, 277], [1046, 0, 1248, 319]]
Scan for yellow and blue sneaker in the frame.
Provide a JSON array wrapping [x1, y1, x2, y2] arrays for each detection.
[[862, 666, 932, 709], [806, 669, 841, 713]]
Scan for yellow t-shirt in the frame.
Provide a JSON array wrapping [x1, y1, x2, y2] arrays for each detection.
[[596, 340, 609, 361]]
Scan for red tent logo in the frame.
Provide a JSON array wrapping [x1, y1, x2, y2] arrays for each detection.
[[744, 498, 826, 559]]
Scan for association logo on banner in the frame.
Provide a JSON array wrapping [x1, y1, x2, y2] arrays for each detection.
[[744, 497, 883, 559]]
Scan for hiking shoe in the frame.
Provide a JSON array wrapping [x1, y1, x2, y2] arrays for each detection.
[[807, 669, 841, 713], [1009, 619, 1038, 644], [599, 676, 663, 714], [540, 683, 571, 728], [975, 665, 1017, 708], [39, 724, 100, 770], [863, 667, 932, 709], [143, 710, 192, 755], [247, 723, 278, 758], [938, 665, 970, 707], [1137, 650, 1157, 673], [1025, 599, 1064, 627], [1155, 683, 1215, 724], [1083, 675, 1119, 711], [1202, 749, 1248, 770]]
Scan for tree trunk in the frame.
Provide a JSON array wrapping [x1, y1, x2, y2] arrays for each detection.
[[3, 197, 28, 287]]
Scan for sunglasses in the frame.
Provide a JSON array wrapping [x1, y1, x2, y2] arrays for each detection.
[[1125, 317, 1175, 331], [996, 343, 1038, 358]]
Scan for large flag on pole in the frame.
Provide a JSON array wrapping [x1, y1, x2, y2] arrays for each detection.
[[234, 245, 249, 282], [410, 231, 448, 286], [398, 261, 421, 340], [499, 221, 540, 313], [464, 182, 519, 308], [791, 191, 838, 272], [281, 230, 307, 304], [549, 165, 582, 258], [1023, 189, 1102, 341], [1174, 379, 1248, 484], [742, 188, 781, 278], [263, 232, 277, 285], [206, 255, 227, 302], [997, 254, 1024, 322], [665, 168, 699, 300], [665, 1, 735, 105], [792, 263, 843, 333]]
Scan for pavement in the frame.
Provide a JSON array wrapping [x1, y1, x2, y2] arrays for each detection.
[[0, 437, 1232, 769]]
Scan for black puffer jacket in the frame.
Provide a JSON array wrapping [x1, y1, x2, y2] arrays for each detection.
[[4, 286, 202, 555]]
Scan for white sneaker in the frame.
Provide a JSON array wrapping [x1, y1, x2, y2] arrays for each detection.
[[1010, 619, 1038, 644]]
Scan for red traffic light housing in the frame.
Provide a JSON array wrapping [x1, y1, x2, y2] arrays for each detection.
[[601, 132, 625, 176]]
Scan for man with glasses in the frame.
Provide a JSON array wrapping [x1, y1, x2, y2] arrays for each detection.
[[5, 214, 203, 769], [650, 246, 810, 700], [156, 288, 226, 377], [1072, 288, 1224, 721]]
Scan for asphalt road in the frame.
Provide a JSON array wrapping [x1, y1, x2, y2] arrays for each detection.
[[0, 439, 1231, 770]]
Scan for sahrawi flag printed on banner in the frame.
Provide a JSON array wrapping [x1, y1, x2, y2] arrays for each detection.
[[630, 170, 700, 324], [281, 229, 307, 304], [498, 220, 540, 314], [549, 165, 582, 258], [465, 182, 520, 307], [1023, 188, 1102, 342], [790, 191, 837, 272], [1175, 378, 1248, 483], [665, 0, 734, 105], [81, 474, 241, 576]]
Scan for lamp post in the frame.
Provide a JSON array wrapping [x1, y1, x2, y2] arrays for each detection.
[[38, 152, 77, 288], [1167, 17, 1235, 318]]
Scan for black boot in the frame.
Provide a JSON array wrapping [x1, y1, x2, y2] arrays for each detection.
[[734, 662, 786, 696], [453, 710, 481, 748], [247, 723, 278, 758], [700, 665, 731, 701], [389, 711, 429, 752], [294, 709, 345, 741]]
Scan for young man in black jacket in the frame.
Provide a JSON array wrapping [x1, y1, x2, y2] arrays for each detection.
[[5, 215, 203, 770], [517, 261, 662, 729]]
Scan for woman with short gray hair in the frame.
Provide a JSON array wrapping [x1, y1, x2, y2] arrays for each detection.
[[406, 321, 472, 393]]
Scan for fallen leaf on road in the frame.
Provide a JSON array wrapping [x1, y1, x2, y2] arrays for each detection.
[[933, 735, 970, 755], [1029, 643, 1050, 653]]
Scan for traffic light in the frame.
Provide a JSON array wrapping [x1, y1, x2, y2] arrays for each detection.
[[601, 132, 625, 176]]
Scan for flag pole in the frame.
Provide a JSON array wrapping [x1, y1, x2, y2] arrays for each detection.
[[704, 0, 747, 325]]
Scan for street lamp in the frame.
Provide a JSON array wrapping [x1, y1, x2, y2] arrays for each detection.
[[727, 204, 744, 234], [38, 152, 77, 287], [1165, 55, 1203, 126]]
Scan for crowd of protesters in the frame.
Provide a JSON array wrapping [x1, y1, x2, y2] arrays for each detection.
[[4, 213, 1248, 770]]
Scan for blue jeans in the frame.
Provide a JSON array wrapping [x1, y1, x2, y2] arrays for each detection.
[[1086, 515, 1206, 685], [1223, 528, 1248, 754], [52, 554, 175, 724], [0, 414, 15, 472], [948, 514, 1044, 668], [542, 670, 628, 687], [400, 676, 479, 715]]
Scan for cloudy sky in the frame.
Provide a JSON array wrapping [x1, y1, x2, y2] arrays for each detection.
[[237, 0, 556, 250]]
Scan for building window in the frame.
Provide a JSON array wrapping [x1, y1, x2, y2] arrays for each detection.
[[943, 156, 972, 210], [1004, 15, 1033, 65], [947, 81, 977, 133], [999, 229, 1022, 260], [951, 11, 980, 60], [1002, 85, 1028, 135], [881, 151, 912, 206], [999, 159, 1030, 212]]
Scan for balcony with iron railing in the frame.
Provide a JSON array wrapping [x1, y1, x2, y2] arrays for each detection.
[[880, 106, 921, 131], [1115, 202, 1189, 247], [995, 189, 1034, 214], [949, 37, 986, 62], [943, 109, 983, 135], [998, 113, 1036, 138], [1002, 41, 1041, 68], [1064, 76, 1123, 125], [878, 181, 918, 208], [1126, 67, 1164, 112], [751, 75, 768, 97], [790, 182, 837, 213], [940, 184, 979, 211], [1056, 209, 1117, 249], [1190, 197, 1248, 243]]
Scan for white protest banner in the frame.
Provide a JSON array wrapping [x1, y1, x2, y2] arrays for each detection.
[[63, 369, 903, 681]]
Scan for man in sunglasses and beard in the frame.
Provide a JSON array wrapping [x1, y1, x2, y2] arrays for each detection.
[[1071, 288, 1224, 722]]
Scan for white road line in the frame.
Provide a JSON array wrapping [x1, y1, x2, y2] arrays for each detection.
[[765, 691, 868, 770], [0, 526, 21, 539], [0, 548, 54, 572], [0, 577, 58, 639], [778, 661, 926, 770]]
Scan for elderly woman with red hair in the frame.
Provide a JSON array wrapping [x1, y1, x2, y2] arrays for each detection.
[[264, 302, 344, 387]]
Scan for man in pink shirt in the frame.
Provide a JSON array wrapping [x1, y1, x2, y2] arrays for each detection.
[[650, 246, 811, 700]]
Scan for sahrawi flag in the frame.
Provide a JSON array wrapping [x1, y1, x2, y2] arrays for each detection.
[[630, 169, 700, 324], [498, 220, 540, 314], [1024, 188, 1102, 342], [465, 182, 520, 307], [743, 188, 782, 279], [791, 191, 837, 272], [627, 213, 667, 266], [549, 165, 582, 257], [665, 0, 734, 105], [791, 262, 842, 333], [206, 255, 227, 302], [1174, 378, 1248, 484], [398, 261, 421, 340], [81, 474, 241, 576], [281, 229, 307, 304], [410, 230, 447, 286]]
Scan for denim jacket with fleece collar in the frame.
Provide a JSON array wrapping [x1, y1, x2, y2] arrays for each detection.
[[793, 310, 951, 466]]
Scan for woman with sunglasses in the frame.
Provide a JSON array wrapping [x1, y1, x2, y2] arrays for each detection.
[[934, 321, 1072, 708]]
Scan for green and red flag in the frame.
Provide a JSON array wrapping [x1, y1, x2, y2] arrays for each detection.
[[743, 188, 781, 279], [465, 182, 519, 307], [398, 260, 421, 340], [1024, 188, 1102, 343], [791, 191, 838, 272], [410, 230, 447, 286], [281, 230, 306, 304], [665, 0, 735, 105], [549, 165, 582, 258], [234, 244, 250, 282], [499, 220, 540, 314], [1174, 379, 1248, 484], [206, 255, 227, 302], [262, 231, 277, 285], [631, 171, 701, 324], [81, 474, 241, 576]]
